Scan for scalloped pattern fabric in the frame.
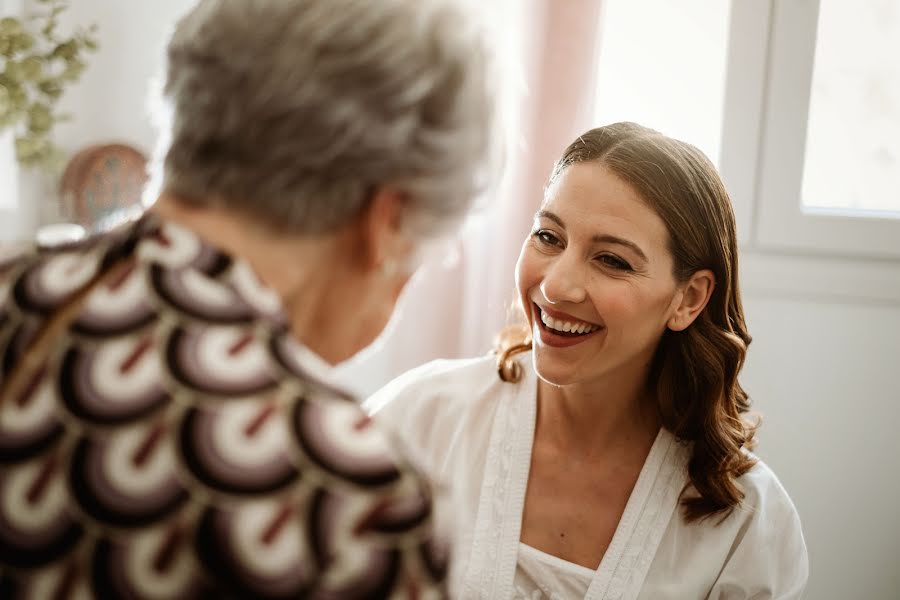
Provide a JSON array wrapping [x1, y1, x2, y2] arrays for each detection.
[[0, 215, 447, 599]]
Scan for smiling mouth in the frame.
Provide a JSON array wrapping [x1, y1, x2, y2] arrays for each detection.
[[534, 304, 603, 338]]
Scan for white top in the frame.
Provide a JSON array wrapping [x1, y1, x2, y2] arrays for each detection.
[[365, 354, 809, 600], [515, 543, 593, 600]]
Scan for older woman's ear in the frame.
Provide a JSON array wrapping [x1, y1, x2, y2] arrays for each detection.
[[357, 186, 412, 274], [667, 270, 715, 331]]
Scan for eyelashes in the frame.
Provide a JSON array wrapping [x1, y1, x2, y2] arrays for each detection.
[[530, 229, 634, 272], [596, 254, 633, 271], [532, 229, 561, 247]]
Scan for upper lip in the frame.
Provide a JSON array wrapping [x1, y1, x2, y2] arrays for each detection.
[[534, 303, 603, 328]]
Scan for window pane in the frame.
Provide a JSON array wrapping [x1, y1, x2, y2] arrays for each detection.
[[802, 0, 900, 215], [593, 0, 730, 165]]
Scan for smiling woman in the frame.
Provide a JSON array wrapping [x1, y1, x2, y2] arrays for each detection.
[[517, 124, 750, 521], [367, 122, 808, 599]]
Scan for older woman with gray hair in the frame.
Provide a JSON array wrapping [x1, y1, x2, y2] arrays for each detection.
[[0, 0, 496, 597]]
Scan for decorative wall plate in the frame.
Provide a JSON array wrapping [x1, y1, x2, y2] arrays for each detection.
[[60, 143, 148, 230]]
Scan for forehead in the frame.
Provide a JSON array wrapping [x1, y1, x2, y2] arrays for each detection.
[[542, 163, 670, 247]]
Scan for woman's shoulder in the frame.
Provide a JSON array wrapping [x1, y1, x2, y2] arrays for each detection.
[[735, 454, 802, 521], [722, 455, 807, 568], [697, 456, 809, 596], [364, 355, 522, 481], [364, 354, 511, 417]]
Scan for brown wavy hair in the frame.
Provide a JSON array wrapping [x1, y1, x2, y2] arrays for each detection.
[[496, 122, 758, 522]]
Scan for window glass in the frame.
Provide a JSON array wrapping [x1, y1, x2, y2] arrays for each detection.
[[802, 0, 900, 215], [594, 0, 731, 165]]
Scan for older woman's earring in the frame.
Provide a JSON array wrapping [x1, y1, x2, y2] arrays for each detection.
[[380, 258, 399, 278]]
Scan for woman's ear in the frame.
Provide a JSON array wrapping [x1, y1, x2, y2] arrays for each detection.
[[357, 186, 408, 273], [667, 269, 715, 331]]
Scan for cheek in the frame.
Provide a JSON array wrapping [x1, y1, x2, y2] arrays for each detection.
[[590, 281, 674, 329], [514, 243, 538, 304]]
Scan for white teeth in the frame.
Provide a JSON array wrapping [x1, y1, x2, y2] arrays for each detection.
[[538, 309, 598, 335]]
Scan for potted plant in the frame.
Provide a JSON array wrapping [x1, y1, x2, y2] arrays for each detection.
[[0, 0, 97, 171]]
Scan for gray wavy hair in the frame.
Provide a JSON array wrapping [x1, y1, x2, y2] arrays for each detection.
[[151, 0, 499, 237]]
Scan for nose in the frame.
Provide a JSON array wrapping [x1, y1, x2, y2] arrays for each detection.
[[539, 252, 587, 306]]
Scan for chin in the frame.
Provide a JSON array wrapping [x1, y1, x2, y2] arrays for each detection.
[[531, 350, 583, 387]]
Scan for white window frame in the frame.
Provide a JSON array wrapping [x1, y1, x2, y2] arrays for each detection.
[[718, 0, 900, 302]]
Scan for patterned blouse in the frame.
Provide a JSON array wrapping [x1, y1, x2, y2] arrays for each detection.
[[0, 215, 447, 598]]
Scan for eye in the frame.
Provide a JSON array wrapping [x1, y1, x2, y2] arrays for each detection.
[[532, 229, 562, 247], [597, 254, 633, 271]]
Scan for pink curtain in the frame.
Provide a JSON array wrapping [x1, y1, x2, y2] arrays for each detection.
[[338, 0, 605, 395]]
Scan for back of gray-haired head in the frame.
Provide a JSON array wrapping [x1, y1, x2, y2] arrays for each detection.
[[153, 0, 498, 237]]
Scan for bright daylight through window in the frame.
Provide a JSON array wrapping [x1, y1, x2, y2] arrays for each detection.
[[593, 0, 731, 166], [802, 0, 900, 216]]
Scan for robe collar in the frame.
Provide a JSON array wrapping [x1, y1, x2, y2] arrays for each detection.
[[462, 353, 690, 599]]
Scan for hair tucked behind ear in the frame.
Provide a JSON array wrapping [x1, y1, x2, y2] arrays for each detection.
[[651, 290, 758, 521], [496, 122, 758, 522]]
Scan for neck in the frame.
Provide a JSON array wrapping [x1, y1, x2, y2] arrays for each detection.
[[149, 195, 356, 364], [535, 360, 660, 459]]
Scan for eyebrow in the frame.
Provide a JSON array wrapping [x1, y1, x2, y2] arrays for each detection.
[[535, 210, 649, 262]]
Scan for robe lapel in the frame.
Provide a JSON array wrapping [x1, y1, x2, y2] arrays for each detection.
[[460, 355, 690, 600], [461, 363, 537, 599], [585, 429, 690, 600]]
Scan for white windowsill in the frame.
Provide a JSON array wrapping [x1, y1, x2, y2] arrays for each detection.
[[740, 249, 900, 305]]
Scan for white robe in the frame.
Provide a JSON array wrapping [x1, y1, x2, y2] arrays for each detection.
[[365, 354, 808, 600]]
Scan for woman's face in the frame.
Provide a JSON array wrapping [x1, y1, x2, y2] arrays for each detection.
[[516, 162, 684, 388]]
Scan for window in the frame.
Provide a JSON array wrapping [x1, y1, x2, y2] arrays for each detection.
[[749, 0, 900, 257], [594, 0, 731, 165], [801, 0, 900, 215], [594, 0, 900, 299]]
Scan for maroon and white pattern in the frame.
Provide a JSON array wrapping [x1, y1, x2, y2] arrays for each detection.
[[293, 399, 402, 487], [179, 403, 298, 495], [0, 215, 448, 598]]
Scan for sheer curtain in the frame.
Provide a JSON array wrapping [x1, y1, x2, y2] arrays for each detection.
[[337, 0, 605, 396]]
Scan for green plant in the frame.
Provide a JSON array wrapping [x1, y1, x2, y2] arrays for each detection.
[[0, 0, 97, 170]]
